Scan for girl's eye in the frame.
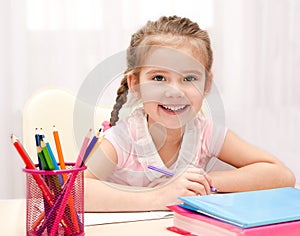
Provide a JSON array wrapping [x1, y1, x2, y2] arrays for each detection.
[[184, 76, 197, 82], [152, 75, 165, 81]]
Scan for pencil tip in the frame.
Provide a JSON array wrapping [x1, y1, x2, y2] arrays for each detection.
[[10, 134, 17, 141]]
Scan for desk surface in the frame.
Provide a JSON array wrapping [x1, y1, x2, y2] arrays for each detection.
[[0, 199, 175, 235], [3, 186, 300, 235]]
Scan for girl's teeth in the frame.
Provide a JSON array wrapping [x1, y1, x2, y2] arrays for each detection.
[[162, 105, 186, 111]]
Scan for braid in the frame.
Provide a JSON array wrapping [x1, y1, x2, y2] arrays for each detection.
[[110, 15, 213, 126], [110, 76, 129, 126]]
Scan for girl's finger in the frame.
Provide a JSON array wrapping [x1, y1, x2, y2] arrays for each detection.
[[184, 174, 210, 195], [186, 181, 208, 195]]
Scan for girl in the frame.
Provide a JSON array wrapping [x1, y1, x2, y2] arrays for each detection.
[[84, 16, 295, 212]]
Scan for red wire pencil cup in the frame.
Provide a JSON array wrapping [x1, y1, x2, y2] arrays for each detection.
[[23, 163, 86, 236]]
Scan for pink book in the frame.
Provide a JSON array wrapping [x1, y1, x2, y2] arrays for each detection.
[[167, 205, 300, 236]]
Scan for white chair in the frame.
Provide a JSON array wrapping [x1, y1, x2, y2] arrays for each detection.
[[22, 87, 112, 163]]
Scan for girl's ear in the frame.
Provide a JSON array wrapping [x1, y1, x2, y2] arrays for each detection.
[[127, 73, 140, 98], [204, 71, 213, 96]]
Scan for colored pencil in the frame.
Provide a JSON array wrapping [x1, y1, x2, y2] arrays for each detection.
[[38, 129, 79, 233], [52, 125, 66, 171], [40, 140, 55, 170], [48, 170, 80, 236], [10, 134, 72, 234], [53, 125, 80, 233], [36, 131, 71, 233], [81, 128, 102, 166], [147, 164, 218, 193], [148, 164, 174, 176], [37, 127, 93, 235], [75, 128, 92, 168], [11, 134, 35, 169]]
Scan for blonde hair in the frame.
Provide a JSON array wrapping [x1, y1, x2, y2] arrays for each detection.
[[110, 15, 213, 126]]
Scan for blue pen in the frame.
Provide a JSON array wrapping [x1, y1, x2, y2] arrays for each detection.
[[147, 164, 218, 192]]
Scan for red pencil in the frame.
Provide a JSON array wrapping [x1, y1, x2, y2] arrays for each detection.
[[11, 134, 35, 169]]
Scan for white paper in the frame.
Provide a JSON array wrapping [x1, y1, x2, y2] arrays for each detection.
[[84, 211, 174, 226]]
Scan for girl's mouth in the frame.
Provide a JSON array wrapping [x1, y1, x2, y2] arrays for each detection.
[[159, 104, 189, 113]]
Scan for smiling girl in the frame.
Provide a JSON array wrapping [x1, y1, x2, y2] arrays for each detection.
[[84, 16, 295, 212]]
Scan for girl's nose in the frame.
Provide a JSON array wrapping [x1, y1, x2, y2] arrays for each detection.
[[164, 83, 185, 98]]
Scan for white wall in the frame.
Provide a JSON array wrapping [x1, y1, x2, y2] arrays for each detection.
[[1, 0, 299, 198]]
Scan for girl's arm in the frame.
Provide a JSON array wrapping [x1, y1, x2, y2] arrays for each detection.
[[84, 138, 161, 211], [208, 130, 296, 193], [85, 173, 161, 211], [84, 138, 215, 211], [85, 167, 215, 211]]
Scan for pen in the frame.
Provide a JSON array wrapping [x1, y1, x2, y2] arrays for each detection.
[[147, 164, 218, 193]]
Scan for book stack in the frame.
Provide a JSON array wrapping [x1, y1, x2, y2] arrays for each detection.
[[167, 187, 300, 236]]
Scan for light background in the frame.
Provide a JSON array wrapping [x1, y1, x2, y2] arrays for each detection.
[[1, 0, 299, 198]]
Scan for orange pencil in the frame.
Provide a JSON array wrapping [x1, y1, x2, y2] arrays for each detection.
[[52, 125, 80, 233], [53, 125, 66, 172]]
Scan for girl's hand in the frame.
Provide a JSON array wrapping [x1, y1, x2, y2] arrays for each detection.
[[152, 167, 214, 208]]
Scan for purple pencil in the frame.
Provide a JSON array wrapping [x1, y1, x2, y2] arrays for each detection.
[[147, 165, 218, 192], [81, 128, 102, 166]]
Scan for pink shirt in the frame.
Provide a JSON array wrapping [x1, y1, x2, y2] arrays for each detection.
[[88, 108, 227, 187]]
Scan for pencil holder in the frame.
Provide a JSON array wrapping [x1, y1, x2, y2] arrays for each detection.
[[23, 163, 86, 236]]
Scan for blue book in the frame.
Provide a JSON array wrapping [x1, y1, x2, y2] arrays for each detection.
[[178, 187, 300, 228]]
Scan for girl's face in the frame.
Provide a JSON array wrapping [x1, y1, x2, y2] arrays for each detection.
[[131, 46, 211, 129]]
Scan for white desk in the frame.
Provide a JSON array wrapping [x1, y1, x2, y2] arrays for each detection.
[[3, 186, 300, 235], [0, 199, 175, 235]]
